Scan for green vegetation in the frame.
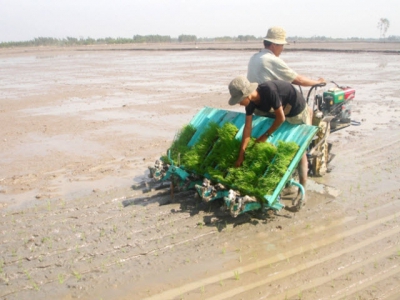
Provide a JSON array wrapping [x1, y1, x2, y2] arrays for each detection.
[[203, 123, 241, 179], [0, 35, 172, 48], [183, 122, 220, 174], [164, 122, 299, 202], [214, 35, 257, 42], [254, 141, 298, 198], [58, 273, 65, 284], [377, 18, 390, 40], [3, 33, 399, 48], [226, 140, 299, 199], [161, 124, 197, 164], [234, 270, 240, 280], [178, 34, 197, 42], [72, 270, 82, 280], [133, 34, 171, 43]]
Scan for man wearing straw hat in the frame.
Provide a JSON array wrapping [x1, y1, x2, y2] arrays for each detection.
[[246, 27, 326, 208], [247, 26, 325, 86]]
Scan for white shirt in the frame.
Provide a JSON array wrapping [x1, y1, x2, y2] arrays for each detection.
[[247, 49, 297, 84]]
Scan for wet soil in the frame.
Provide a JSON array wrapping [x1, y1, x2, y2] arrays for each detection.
[[0, 42, 400, 299]]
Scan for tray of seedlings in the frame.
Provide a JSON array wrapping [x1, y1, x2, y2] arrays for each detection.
[[148, 106, 319, 217]]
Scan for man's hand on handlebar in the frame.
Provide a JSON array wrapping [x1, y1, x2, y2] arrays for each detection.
[[317, 78, 326, 86]]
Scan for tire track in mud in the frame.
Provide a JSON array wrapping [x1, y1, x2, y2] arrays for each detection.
[[329, 133, 400, 205], [117, 131, 399, 299], [142, 199, 400, 300], [333, 136, 400, 170], [328, 264, 400, 300], [1, 132, 399, 299], [264, 236, 399, 300], [1, 180, 399, 299], [0, 187, 223, 299], [352, 138, 400, 158]]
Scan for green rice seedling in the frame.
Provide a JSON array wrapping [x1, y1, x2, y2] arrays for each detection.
[[298, 290, 303, 299], [161, 124, 196, 164], [58, 274, 65, 284], [243, 140, 277, 174], [234, 270, 240, 280], [32, 282, 39, 291], [11, 249, 17, 257], [24, 270, 31, 280], [203, 122, 240, 174], [223, 138, 275, 191], [221, 139, 297, 201], [183, 122, 220, 174], [225, 168, 259, 193], [72, 270, 82, 280], [163, 121, 299, 203], [254, 141, 299, 200]]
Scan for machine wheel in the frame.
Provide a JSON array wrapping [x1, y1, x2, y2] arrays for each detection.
[[340, 117, 351, 123], [311, 121, 329, 176]]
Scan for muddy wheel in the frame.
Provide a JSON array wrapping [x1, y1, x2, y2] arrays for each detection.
[[340, 117, 351, 123]]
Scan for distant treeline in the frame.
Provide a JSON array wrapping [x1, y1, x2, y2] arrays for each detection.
[[1, 34, 399, 48]]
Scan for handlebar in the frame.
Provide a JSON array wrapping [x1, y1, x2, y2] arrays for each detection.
[[306, 82, 326, 100], [314, 82, 326, 87], [331, 80, 347, 89], [306, 82, 327, 108]]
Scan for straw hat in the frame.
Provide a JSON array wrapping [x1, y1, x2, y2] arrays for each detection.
[[263, 26, 287, 45], [228, 76, 258, 106]]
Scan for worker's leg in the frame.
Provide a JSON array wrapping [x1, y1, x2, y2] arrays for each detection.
[[292, 153, 307, 209], [299, 105, 312, 203], [298, 153, 307, 189], [299, 106, 311, 206], [287, 104, 311, 209], [300, 103, 312, 188], [309, 105, 313, 122]]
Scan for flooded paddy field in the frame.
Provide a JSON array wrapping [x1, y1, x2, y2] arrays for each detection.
[[0, 42, 399, 299]]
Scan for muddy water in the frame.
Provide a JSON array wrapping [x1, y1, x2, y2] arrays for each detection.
[[0, 45, 400, 299]]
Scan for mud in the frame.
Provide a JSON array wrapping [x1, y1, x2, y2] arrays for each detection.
[[1, 42, 400, 299]]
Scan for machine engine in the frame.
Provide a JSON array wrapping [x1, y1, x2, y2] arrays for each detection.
[[315, 84, 356, 126]]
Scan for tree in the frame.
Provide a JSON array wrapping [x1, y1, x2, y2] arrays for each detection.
[[178, 34, 197, 42], [377, 18, 390, 40], [237, 35, 257, 41]]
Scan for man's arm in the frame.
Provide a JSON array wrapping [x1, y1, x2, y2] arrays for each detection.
[[292, 75, 325, 87], [255, 106, 285, 143], [235, 115, 253, 167]]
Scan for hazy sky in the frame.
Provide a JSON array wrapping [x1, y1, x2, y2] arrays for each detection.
[[1, 0, 399, 42]]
